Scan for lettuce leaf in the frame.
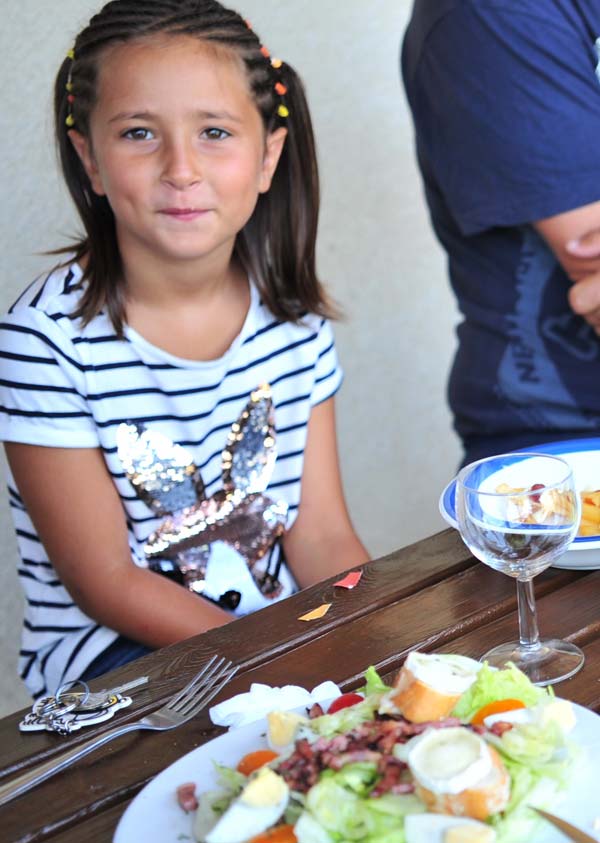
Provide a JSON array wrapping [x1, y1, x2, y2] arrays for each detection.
[[307, 697, 381, 737], [451, 662, 553, 722], [301, 770, 424, 843], [359, 666, 392, 697]]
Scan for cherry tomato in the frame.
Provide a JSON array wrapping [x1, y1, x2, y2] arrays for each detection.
[[327, 692, 364, 714], [236, 749, 279, 776], [249, 824, 297, 843], [471, 698, 526, 726]]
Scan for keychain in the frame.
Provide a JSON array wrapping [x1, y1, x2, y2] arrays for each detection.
[[19, 676, 149, 735]]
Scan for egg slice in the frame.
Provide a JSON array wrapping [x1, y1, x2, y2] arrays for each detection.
[[202, 767, 289, 843], [407, 727, 510, 820], [380, 652, 482, 722], [483, 697, 576, 734], [404, 814, 496, 843], [267, 710, 309, 752]]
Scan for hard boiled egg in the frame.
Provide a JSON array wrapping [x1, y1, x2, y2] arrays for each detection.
[[202, 767, 289, 843], [404, 814, 496, 843], [267, 710, 309, 752], [483, 697, 576, 733]]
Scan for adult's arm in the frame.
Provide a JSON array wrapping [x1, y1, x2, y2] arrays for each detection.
[[283, 396, 369, 588], [403, 4, 600, 237], [535, 204, 600, 332], [5, 442, 231, 648]]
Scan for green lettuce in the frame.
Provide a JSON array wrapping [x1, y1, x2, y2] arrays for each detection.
[[359, 666, 392, 697], [308, 697, 382, 738], [451, 662, 553, 722], [299, 768, 424, 843]]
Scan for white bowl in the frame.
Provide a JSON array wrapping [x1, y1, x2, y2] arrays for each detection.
[[439, 439, 600, 570]]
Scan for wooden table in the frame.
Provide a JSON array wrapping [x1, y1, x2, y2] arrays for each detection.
[[1, 528, 599, 842]]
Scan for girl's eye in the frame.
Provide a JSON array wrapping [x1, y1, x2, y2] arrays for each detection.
[[122, 127, 154, 141], [202, 127, 231, 141]]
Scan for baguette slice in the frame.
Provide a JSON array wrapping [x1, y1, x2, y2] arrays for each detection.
[[386, 652, 480, 723], [415, 745, 510, 821]]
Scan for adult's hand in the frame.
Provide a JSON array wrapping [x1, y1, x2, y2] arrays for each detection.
[[566, 228, 600, 334], [535, 204, 600, 334]]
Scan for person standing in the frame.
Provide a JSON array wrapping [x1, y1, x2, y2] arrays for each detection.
[[402, 0, 600, 464]]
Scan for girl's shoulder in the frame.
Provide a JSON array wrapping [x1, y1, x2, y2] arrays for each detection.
[[7, 261, 85, 321]]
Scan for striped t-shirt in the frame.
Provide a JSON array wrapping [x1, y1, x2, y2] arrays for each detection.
[[0, 262, 343, 698]]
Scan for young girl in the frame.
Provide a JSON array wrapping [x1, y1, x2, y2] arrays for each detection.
[[0, 0, 368, 700]]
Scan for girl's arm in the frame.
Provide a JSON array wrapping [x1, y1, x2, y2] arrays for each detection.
[[282, 396, 370, 588], [5, 442, 231, 648]]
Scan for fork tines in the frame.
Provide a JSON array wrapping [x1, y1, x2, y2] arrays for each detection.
[[169, 655, 237, 718]]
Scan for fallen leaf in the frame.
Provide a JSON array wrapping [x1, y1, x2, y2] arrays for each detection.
[[298, 603, 332, 621], [334, 571, 362, 589]]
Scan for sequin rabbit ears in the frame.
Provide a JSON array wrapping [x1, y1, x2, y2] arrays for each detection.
[[116, 384, 288, 600]]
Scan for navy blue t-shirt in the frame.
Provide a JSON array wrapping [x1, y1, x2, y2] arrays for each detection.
[[402, 0, 600, 463]]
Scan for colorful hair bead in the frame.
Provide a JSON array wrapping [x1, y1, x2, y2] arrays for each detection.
[[274, 82, 287, 96], [277, 105, 289, 118], [65, 47, 76, 128]]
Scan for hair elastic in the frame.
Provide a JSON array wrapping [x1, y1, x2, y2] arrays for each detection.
[[65, 48, 76, 128], [244, 20, 289, 119]]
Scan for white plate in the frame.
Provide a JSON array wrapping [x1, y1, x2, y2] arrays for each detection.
[[114, 703, 600, 843], [439, 438, 600, 570]]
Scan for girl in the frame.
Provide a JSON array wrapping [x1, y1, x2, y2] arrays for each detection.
[[0, 0, 368, 699]]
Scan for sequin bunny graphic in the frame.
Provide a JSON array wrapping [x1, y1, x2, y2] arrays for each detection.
[[116, 384, 288, 610]]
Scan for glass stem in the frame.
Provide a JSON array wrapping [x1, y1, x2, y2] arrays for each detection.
[[516, 578, 541, 651]]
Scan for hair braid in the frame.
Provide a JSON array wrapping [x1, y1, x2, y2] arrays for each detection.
[[53, 0, 336, 334]]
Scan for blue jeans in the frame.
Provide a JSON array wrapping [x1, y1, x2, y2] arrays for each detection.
[[79, 636, 153, 682]]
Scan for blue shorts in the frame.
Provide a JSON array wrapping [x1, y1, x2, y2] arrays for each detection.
[[79, 636, 153, 682]]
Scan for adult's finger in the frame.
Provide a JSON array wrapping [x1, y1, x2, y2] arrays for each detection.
[[566, 227, 600, 258]]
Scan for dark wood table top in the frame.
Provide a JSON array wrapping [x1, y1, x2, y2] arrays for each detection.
[[1, 528, 599, 843]]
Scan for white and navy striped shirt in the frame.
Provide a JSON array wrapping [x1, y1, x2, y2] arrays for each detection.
[[0, 262, 342, 698]]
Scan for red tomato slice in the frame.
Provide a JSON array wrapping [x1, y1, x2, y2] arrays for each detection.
[[471, 698, 526, 726], [327, 692, 364, 714]]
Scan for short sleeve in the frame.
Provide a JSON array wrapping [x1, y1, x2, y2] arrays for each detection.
[[310, 319, 343, 407], [0, 308, 100, 447], [408, 3, 600, 234]]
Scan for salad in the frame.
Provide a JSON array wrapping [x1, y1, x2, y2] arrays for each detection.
[[177, 652, 579, 843]]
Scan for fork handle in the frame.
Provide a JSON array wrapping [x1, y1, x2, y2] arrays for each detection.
[[0, 720, 145, 808]]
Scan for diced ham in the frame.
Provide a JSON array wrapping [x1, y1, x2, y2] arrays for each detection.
[[176, 782, 198, 812]]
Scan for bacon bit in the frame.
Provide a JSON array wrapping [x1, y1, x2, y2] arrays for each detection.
[[308, 702, 324, 719], [176, 782, 198, 812], [489, 721, 514, 737], [278, 715, 462, 795]]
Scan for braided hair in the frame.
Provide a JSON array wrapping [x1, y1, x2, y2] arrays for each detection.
[[54, 0, 336, 334]]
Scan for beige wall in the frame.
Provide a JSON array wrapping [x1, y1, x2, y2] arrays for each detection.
[[0, 0, 461, 715]]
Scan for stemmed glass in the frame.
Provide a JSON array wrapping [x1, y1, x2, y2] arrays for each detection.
[[455, 452, 584, 685]]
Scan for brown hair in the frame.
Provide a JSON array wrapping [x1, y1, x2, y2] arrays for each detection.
[[54, 0, 337, 335]]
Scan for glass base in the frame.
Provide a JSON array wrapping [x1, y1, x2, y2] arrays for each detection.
[[481, 639, 584, 686]]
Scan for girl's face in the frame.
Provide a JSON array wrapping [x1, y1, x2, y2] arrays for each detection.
[[70, 35, 286, 275]]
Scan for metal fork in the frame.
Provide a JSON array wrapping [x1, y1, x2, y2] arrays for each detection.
[[0, 654, 237, 808]]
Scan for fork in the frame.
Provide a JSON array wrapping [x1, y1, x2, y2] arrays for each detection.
[[0, 654, 237, 808]]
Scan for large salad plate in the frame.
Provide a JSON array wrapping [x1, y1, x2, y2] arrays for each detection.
[[114, 702, 600, 843], [439, 438, 600, 569]]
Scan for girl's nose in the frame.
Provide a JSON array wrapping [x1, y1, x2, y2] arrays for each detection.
[[161, 136, 202, 189]]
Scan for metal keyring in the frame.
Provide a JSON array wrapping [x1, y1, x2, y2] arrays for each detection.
[[54, 679, 91, 709]]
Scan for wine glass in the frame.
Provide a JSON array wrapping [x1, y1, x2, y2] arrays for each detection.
[[455, 452, 584, 685]]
